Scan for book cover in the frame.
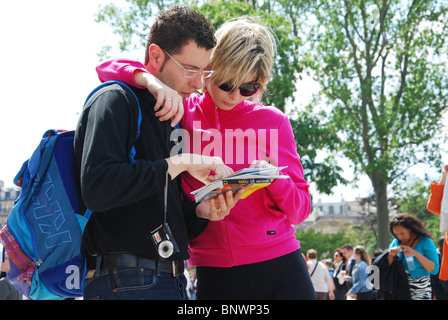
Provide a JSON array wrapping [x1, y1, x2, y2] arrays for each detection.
[[191, 166, 288, 203]]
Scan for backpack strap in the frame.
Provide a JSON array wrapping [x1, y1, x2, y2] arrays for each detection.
[[310, 260, 319, 277], [83, 80, 142, 165], [82, 81, 142, 219]]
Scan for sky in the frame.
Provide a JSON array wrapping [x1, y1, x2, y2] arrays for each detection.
[[0, 1, 446, 203], [0, 0, 132, 187]]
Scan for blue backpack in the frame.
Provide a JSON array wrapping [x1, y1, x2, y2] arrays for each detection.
[[0, 81, 141, 300]]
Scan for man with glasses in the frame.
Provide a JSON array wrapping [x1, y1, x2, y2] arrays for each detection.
[[74, 5, 243, 300]]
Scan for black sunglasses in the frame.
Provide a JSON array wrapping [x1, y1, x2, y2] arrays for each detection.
[[218, 82, 261, 97]]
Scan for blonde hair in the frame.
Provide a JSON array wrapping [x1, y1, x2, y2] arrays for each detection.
[[208, 17, 277, 95]]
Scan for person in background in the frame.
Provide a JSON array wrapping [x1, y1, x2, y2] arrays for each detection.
[[345, 246, 373, 300], [388, 214, 439, 300], [95, 17, 315, 299], [0, 247, 23, 300], [427, 164, 448, 282], [431, 236, 448, 300], [306, 249, 334, 300], [341, 243, 355, 292], [332, 248, 347, 300], [323, 259, 334, 277]]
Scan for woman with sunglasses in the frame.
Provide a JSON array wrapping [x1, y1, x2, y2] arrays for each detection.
[[96, 17, 315, 300]]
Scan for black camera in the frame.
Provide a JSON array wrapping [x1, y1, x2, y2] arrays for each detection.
[[150, 223, 179, 259]]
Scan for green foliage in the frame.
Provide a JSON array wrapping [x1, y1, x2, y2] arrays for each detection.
[[296, 229, 354, 260], [395, 177, 444, 241], [301, 0, 448, 181], [298, 0, 448, 248], [291, 106, 348, 194], [342, 223, 382, 256]]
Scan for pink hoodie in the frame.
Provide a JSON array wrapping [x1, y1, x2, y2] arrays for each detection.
[[97, 59, 311, 267]]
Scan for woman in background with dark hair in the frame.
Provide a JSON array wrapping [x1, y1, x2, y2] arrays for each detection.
[[332, 248, 347, 300], [388, 214, 439, 299]]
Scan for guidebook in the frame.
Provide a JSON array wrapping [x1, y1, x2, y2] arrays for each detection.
[[191, 166, 289, 202]]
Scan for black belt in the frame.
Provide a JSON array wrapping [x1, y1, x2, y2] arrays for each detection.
[[86, 253, 184, 277]]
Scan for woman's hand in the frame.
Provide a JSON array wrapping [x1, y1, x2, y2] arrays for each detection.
[[400, 245, 417, 257], [346, 292, 356, 299], [401, 245, 436, 273], [389, 246, 402, 257], [196, 189, 244, 221], [134, 70, 184, 127], [249, 159, 279, 174], [439, 164, 448, 185]]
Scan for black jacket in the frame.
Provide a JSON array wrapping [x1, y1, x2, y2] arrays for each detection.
[[74, 83, 208, 261], [373, 251, 411, 300]]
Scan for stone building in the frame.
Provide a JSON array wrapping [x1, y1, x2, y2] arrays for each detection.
[[297, 195, 378, 234], [0, 180, 21, 228]]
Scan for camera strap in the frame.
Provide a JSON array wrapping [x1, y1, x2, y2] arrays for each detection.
[[163, 120, 170, 225], [164, 171, 168, 225]]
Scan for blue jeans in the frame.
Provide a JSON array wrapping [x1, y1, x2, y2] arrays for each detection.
[[83, 267, 187, 300]]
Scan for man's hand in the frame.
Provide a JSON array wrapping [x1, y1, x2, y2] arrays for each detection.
[[166, 154, 234, 184]]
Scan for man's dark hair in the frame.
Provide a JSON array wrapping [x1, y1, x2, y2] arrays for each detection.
[[144, 5, 216, 64]]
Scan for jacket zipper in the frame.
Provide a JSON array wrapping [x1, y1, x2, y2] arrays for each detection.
[[215, 107, 221, 131], [214, 106, 234, 265], [224, 219, 235, 266]]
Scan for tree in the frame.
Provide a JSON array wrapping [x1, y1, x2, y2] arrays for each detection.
[[299, 0, 448, 248]]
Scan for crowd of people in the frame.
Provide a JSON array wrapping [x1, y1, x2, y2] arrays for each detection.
[[182, 215, 448, 302], [302, 216, 447, 300]]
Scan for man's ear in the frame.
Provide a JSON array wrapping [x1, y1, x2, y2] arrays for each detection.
[[146, 44, 165, 72]]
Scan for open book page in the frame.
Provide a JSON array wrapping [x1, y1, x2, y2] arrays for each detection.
[[191, 166, 289, 203]]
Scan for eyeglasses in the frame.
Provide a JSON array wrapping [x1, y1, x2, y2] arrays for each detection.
[[163, 50, 214, 79], [218, 82, 261, 97]]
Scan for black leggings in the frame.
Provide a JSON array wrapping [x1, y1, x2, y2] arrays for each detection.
[[196, 249, 316, 300]]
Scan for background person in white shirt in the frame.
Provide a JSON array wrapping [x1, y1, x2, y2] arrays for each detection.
[[306, 249, 335, 300]]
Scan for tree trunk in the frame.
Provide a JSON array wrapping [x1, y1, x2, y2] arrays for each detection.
[[374, 178, 390, 249]]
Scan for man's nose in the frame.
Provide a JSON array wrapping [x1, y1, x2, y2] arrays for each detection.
[[189, 75, 203, 90]]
